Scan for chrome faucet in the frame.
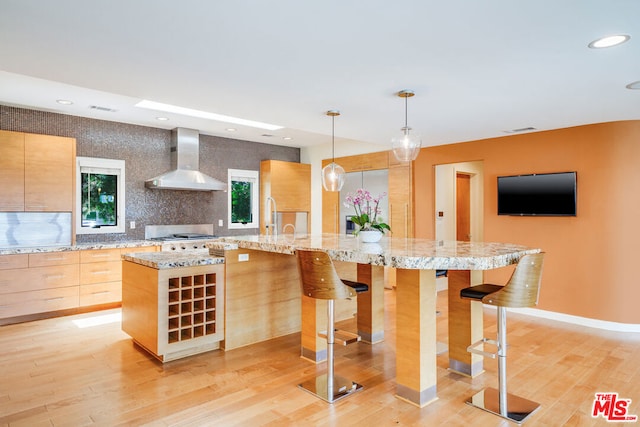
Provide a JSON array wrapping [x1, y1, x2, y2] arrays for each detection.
[[265, 196, 277, 237]]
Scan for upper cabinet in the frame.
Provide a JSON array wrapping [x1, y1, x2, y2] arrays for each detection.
[[0, 131, 25, 211], [321, 150, 414, 237], [260, 160, 311, 211], [0, 130, 76, 212], [260, 160, 311, 234]]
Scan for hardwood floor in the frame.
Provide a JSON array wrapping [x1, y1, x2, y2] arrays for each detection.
[[2, 289, 640, 426]]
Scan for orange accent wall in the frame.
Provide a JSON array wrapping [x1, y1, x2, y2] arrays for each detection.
[[414, 120, 640, 324]]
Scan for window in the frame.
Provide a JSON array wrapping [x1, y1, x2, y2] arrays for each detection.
[[228, 169, 259, 229], [76, 157, 125, 234]]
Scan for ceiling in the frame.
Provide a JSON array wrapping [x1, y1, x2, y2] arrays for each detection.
[[1, 0, 639, 150]]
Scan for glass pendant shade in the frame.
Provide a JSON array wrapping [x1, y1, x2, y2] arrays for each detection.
[[391, 127, 422, 162], [322, 109, 345, 191], [392, 89, 422, 162], [322, 162, 346, 192]]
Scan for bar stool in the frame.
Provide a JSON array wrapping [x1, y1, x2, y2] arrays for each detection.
[[460, 252, 545, 424], [295, 249, 369, 403]]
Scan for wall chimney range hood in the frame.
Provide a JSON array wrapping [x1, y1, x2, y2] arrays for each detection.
[[145, 127, 226, 191]]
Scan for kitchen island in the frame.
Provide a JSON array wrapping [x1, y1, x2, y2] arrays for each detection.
[[210, 233, 540, 407], [121, 251, 225, 362]]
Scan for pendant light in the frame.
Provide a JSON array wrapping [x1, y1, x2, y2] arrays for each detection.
[[321, 110, 346, 192], [391, 89, 422, 162]]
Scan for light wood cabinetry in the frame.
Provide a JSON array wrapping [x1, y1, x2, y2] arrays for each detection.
[[323, 151, 389, 172], [122, 262, 224, 362], [0, 131, 25, 211], [260, 160, 311, 232], [388, 162, 414, 238], [322, 150, 415, 236], [24, 133, 75, 212], [79, 246, 158, 307], [0, 130, 76, 212], [0, 245, 159, 323], [0, 252, 79, 320]]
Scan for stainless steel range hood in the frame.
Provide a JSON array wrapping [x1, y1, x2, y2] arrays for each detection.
[[145, 128, 226, 191]]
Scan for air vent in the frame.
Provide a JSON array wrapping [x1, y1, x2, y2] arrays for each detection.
[[504, 127, 536, 134], [89, 105, 118, 113]]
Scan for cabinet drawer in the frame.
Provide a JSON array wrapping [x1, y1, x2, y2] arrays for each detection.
[[80, 248, 121, 263], [29, 251, 79, 267], [80, 260, 121, 285], [0, 286, 79, 318], [80, 281, 121, 306], [0, 254, 29, 270], [120, 246, 158, 255], [0, 264, 79, 294]]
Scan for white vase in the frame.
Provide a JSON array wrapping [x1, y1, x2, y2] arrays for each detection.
[[359, 230, 382, 243]]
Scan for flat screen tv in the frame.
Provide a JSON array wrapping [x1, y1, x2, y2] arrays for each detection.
[[497, 172, 577, 216]]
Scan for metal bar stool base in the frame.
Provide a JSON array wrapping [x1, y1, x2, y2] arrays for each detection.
[[298, 374, 363, 403], [466, 387, 540, 424]]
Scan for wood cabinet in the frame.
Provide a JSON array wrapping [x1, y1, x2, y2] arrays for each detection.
[[0, 252, 79, 320], [388, 163, 414, 238], [79, 246, 158, 307], [122, 262, 224, 362], [260, 160, 311, 232], [322, 150, 414, 236], [322, 151, 389, 172], [0, 245, 159, 323], [0, 131, 25, 211], [0, 130, 76, 212]]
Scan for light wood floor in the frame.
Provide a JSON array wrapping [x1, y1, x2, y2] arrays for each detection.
[[2, 290, 640, 426]]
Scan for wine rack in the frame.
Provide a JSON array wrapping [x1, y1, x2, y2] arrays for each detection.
[[167, 271, 220, 344]]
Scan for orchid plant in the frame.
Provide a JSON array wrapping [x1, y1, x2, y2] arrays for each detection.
[[344, 188, 391, 235]]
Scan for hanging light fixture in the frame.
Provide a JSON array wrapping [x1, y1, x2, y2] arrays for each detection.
[[321, 110, 346, 192], [391, 89, 422, 162]]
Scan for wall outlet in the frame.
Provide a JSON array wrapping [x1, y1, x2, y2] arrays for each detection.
[[218, 219, 224, 227], [238, 253, 249, 262], [130, 221, 136, 229]]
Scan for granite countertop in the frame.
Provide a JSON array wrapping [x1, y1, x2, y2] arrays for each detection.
[[210, 234, 541, 270], [122, 251, 225, 270], [0, 240, 160, 255]]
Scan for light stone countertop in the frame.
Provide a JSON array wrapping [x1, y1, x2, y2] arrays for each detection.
[[209, 234, 541, 270], [122, 250, 225, 270], [0, 240, 160, 255]]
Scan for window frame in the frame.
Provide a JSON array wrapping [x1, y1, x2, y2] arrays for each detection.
[[75, 157, 126, 234], [227, 169, 259, 230]]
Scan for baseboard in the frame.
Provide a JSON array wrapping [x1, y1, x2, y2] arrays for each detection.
[[484, 305, 640, 333]]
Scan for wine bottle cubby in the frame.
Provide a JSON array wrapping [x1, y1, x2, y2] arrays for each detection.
[[122, 261, 225, 363], [167, 270, 221, 344]]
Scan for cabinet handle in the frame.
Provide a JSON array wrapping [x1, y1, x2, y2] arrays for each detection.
[[91, 254, 112, 258], [26, 205, 47, 209], [45, 274, 65, 280], [44, 256, 65, 261], [91, 291, 110, 295], [91, 270, 111, 275], [45, 297, 64, 302]]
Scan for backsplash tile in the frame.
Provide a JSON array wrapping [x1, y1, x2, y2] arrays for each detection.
[[0, 105, 299, 243]]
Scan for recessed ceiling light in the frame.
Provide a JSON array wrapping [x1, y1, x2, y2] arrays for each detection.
[[626, 81, 640, 90], [588, 34, 631, 49], [282, 136, 292, 140], [226, 128, 237, 132], [136, 100, 283, 131], [156, 117, 169, 121], [56, 99, 73, 105]]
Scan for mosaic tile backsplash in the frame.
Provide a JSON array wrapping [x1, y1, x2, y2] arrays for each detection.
[[0, 105, 300, 243]]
